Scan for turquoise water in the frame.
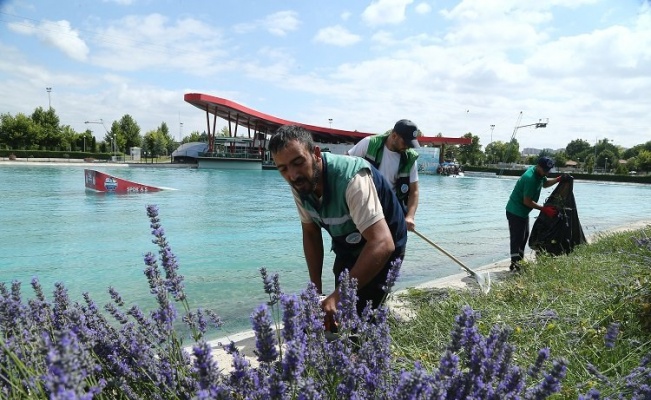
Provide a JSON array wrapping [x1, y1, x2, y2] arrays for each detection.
[[1, 163, 650, 339]]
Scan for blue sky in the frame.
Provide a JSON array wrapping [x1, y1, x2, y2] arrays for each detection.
[[1, 0, 650, 150]]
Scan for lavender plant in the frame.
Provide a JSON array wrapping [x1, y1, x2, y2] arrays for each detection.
[[0, 204, 581, 399]]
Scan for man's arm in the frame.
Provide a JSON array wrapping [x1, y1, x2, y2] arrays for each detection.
[[543, 177, 559, 188], [301, 221, 324, 294], [523, 196, 543, 211], [348, 219, 395, 288], [405, 181, 419, 231]]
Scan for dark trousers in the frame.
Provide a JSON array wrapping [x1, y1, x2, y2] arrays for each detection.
[[506, 210, 529, 264], [333, 253, 403, 315]]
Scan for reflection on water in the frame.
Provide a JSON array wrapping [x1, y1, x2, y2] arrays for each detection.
[[1, 164, 649, 336]]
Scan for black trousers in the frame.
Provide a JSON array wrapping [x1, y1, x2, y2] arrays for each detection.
[[506, 210, 529, 264], [333, 252, 404, 316]]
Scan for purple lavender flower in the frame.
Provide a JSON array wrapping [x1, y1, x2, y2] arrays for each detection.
[[578, 388, 601, 399], [146, 204, 186, 302], [526, 358, 568, 399], [42, 330, 104, 399], [251, 304, 278, 363], [260, 267, 282, 305], [604, 322, 619, 349], [382, 257, 403, 293], [528, 348, 551, 379], [280, 294, 307, 382], [192, 341, 220, 391]]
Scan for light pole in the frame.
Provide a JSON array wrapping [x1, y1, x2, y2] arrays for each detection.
[[179, 122, 183, 142], [328, 118, 332, 128], [604, 157, 608, 173], [46, 87, 52, 109], [85, 119, 115, 160], [489, 124, 495, 164]]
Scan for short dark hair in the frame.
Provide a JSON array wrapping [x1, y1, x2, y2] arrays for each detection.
[[268, 125, 315, 155]]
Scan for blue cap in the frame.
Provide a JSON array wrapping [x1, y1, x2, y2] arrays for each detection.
[[538, 156, 554, 172]]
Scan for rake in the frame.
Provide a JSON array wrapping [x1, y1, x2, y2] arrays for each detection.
[[413, 229, 491, 294]]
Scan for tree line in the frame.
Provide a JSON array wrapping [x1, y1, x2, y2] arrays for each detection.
[[2, 106, 650, 173], [449, 132, 651, 175], [0, 107, 191, 158]]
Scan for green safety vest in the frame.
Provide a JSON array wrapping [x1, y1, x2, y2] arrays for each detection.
[[363, 133, 418, 208], [299, 153, 370, 258]]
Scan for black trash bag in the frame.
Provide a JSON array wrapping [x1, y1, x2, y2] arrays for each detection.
[[529, 175, 587, 256]]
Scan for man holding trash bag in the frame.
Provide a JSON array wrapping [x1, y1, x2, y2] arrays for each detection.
[[505, 156, 569, 271]]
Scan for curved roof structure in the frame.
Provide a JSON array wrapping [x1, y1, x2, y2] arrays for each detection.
[[184, 93, 472, 146]]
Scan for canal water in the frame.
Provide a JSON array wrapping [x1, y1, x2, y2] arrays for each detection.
[[1, 163, 649, 338]]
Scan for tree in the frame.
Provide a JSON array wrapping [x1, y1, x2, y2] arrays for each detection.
[[597, 149, 616, 173], [118, 114, 142, 155], [553, 151, 568, 169], [636, 150, 651, 173], [158, 122, 175, 155], [565, 139, 592, 160], [182, 131, 208, 144], [457, 133, 483, 165], [444, 145, 458, 162], [0, 112, 39, 150], [505, 138, 521, 163], [31, 107, 61, 150], [485, 141, 510, 164], [142, 129, 166, 160], [584, 154, 595, 174]]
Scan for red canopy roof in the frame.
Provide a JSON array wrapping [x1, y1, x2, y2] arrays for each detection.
[[184, 93, 471, 145]]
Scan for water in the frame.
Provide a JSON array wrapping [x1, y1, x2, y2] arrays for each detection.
[[1, 163, 650, 339]]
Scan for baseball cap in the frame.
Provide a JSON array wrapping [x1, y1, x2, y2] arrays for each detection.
[[537, 156, 554, 172], [393, 119, 420, 149]]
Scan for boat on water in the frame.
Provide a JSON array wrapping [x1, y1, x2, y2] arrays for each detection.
[[84, 169, 164, 193]]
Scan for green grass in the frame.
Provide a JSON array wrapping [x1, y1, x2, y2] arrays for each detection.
[[389, 226, 651, 399]]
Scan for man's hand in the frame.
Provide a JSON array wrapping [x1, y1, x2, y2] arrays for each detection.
[[405, 215, 416, 231], [556, 174, 573, 183], [541, 206, 558, 218], [321, 291, 340, 331]]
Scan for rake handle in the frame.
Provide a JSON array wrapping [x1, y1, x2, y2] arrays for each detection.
[[413, 229, 476, 276]]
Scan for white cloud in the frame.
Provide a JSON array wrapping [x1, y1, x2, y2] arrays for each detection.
[[8, 19, 89, 62], [233, 10, 300, 37], [415, 2, 432, 14], [362, 0, 414, 26], [88, 14, 229, 75], [102, 0, 135, 5], [314, 26, 361, 46]]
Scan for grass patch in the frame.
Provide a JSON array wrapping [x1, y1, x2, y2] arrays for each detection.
[[390, 226, 651, 398]]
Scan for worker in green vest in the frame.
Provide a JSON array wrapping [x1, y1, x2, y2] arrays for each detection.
[[347, 119, 420, 231]]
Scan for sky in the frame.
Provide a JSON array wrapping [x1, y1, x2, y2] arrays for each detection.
[[1, 0, 650, 151]]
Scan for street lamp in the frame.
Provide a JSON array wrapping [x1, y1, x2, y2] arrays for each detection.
[[489, 124, 495, 164], [46, 87, 52, 109], [85, 119, 115, 159], [604, 157, 608, 173]]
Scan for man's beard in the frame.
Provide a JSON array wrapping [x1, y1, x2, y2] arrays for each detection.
[[292, 159, 320, 197]]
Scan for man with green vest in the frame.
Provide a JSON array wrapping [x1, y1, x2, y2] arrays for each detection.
[[269, 125, 407, 327], [347, 119, 420, 231]]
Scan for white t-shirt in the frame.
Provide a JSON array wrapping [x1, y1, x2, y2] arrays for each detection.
[[347, 136, 419, 193]]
